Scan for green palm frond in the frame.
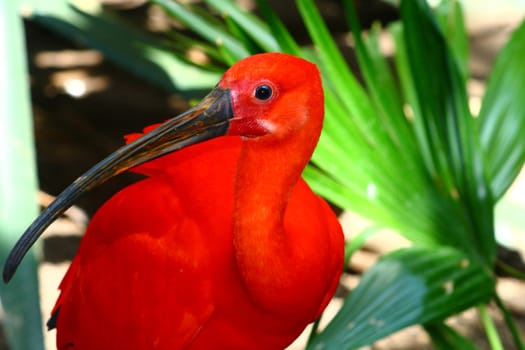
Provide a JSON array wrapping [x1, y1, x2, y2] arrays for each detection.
[[0, 1, 44, 349]]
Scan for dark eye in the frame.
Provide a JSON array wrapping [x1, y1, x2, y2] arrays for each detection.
[[254, 85, 272, 101]]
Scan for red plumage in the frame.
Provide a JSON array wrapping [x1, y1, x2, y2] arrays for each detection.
[[48, 53, 344, 349]]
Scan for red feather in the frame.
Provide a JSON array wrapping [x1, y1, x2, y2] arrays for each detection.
[[50, 53, 344, 349]]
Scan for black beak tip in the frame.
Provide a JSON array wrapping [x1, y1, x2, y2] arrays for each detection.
[[3, 265, 13, 283], [3, 246, 24, 283]]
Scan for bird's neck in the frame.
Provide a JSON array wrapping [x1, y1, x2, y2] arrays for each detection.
[[232, 135, 317, 317], [234, 140, 304, 235]]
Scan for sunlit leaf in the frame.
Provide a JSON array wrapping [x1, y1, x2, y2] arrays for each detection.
[[344, 0, 416, 157], [296, 0, 374, 128], [401, 0, 495, 264], [478, 19, 525, 200]]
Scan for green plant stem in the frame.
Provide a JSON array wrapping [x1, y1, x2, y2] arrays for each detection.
[[306, 315, 322, 346], [494, 294, 525, 350], [478, 303, 504, 350], [496, 259, 525, 280]]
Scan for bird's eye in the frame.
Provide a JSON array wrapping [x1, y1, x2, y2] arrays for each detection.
[[254, 85, 272, 101]]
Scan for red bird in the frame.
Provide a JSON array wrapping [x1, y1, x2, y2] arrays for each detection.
[[4, 53, 344, 349]]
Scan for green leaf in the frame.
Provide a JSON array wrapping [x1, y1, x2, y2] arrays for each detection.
[[298, 0, 435, 243], [223, 15, 260, 55], [344, 226, 381, 263], [478, 19, 525, 200], [390, 21, 437, 176], [0, 1, 44, 349], [434, 0, 469, 82], [206, 0, 280, 53], [256, 0, 302, 55], [22, 0, 220, 96], [425, 322, 479, 350], [401, 0, 495, 264], [299, 0, 488, 262], [307, 246, 494, 350], [495, 294, 525, 350], [402, 0, 471, 189], [344, 0, 417, 159], [296, 0, 374, 131], [479, 303, 505, 350], [153, 0, 250, 61]]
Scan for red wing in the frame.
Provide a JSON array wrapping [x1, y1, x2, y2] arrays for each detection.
[[285, 179, 344, 321], [51, 176, 216, 349]]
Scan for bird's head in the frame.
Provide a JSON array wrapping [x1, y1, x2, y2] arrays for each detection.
[[221, 53, 324, 144]]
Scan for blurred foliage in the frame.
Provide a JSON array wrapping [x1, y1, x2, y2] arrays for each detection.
[[0, 1, 44, 350], [3, 0, 525, 349]]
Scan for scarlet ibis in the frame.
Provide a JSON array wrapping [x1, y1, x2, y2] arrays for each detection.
[[4, 53, 344, 349]]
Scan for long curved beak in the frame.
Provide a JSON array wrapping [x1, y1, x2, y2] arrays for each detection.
[[3, 86, 233, 283]]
